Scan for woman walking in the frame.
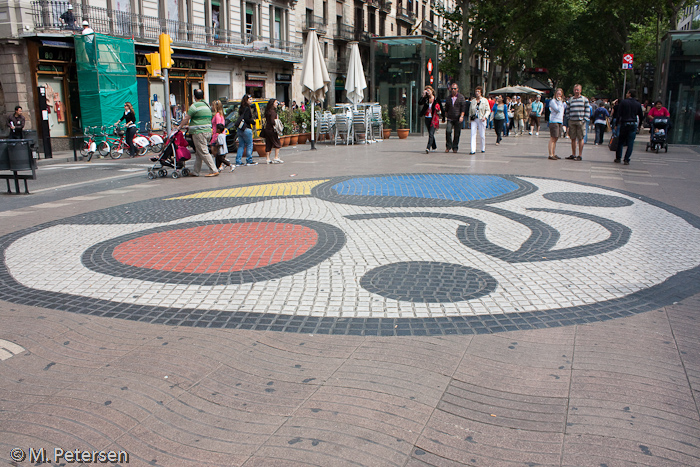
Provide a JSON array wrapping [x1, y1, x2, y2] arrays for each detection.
[[117, 102, 137, 157], [235, 94, 257, 166], [211, 99, 226, 153], [491, 97, 508, 145], [418, 86, 441, 153], [263, 98, 283, 164]]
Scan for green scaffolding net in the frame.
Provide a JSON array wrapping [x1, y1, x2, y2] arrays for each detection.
[[75, 33, 138, 136]]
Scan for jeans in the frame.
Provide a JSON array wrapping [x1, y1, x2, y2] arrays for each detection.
[[594, 123, 606, 145], [236, 128, 253, 164], [616, 123, 638, 162], [515, 118, 524, 135], [425, 118, 436, 150], [583, 121, 589, 144], [494, 119, 505, 144], [446, 119, 462, 150], [125, 126, 137, 157]]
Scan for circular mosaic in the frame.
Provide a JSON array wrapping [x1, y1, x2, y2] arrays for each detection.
[[360, 262, 497, 303], [1, 174, 699, 336], [543, 192, 634, 207]]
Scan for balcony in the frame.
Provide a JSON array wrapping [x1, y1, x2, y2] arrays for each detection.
[[355, 30, 377, 44], [380, 0, 393, 14], [334, 23, 354, 41], [422, 20, 435, 35], [396, 6, 416, 24], [367, 0, 381, 9], [303, 15, 327, 35], [29, 1, 302, 61]]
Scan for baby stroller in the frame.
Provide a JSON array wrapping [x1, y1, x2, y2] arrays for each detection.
[[646, 117, 669, 153], [147, 130, 192, 179]]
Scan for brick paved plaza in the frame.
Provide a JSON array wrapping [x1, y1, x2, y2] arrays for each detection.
[[1, 133, 700, 466]]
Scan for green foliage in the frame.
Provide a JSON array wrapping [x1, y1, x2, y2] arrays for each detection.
[[296, 108, 312, 133], [382, 105, 391, 127]]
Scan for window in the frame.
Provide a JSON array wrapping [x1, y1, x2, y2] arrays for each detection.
[[274, 7, 282, 43], [246, 3, 255, 39], [306, 8, 313, 29], [323, 1, 328, 24], [368, 10, 375, 34], [379, 14, 385, 36]]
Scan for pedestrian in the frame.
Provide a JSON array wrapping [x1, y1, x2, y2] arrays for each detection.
[[564, 84, 589, 161], [443, 82, 466, 153], [469, 86, 490, 154], [81, 21, 95, 63], [212, 123, 233, 172], [234, 94, 257, 166], [418, 85, 441, 153], [529, 95, 543, 135], [178, 88, 220, 176], [7, 105, 25, 140], [547, 87, 565, 160], [116, 102, 137, 158], [524, 97, 532, 132], [513, 96, 525, 135], [592, 104, 610, 145], [505, 96, 513, 136], [491, 96, 508, 145], [646, 100, 670, 130], [614, 89, 645, 165], [60, 4, 76, 30], [292, 100, 298, 110], [583, 100, 593, 144], [263, 98, 283, 164], [487, 95, 495, 129]]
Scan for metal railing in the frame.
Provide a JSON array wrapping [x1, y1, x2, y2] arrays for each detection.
[[422, 20, 435, 35], [303, 15, 327, 35], [334, 23, 354, 41], [396, 6, 416, 23], [30, 1, 302, 60], [367, 0, 381, 9], [380, 0, 393, 13], [357, 31, 377, 43]]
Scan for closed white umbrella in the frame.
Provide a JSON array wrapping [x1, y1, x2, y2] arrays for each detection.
[[345, 42, 366, 106], [301, 29, 330, 149]]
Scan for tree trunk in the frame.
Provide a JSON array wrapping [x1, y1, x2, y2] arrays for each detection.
[[459, 0, 472, 96]]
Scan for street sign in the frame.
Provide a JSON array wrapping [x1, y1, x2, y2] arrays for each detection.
[[622, 53, 634, 70], [427, 58, 433, 74]]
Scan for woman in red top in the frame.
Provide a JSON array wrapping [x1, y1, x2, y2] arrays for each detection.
[[210, 100, 225, 144], [647, 101, 670, 122]]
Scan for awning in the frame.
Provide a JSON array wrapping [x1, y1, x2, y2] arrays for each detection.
[[134, 48, 211, 61], [245, 80, 264, 88]]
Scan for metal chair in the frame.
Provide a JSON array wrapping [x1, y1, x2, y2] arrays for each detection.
[[352, 109, 369, 144], [334, 113, 352, 145], [368, 104, 383, 141]]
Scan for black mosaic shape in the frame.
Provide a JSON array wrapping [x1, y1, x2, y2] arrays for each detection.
[[543, 192, 634, 207], [360, 261, 497, 303], [311, 174, 538, 208], [81, 218, 346, 286]]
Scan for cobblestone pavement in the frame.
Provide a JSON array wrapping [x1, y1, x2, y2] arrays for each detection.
[[1, 133, 700, 466]]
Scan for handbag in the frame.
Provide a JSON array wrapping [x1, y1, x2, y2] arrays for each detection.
[[529, 111, 538, 118], [274, 118, 284, 135], [432, 104, 440, 129]]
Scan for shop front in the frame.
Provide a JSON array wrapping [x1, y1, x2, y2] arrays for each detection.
[[245, 73, 267, 98], [135, 53, 208, 130], [370, 36, 439, 134], [28, 40, 78, 149], [275, 73, 292, 106]]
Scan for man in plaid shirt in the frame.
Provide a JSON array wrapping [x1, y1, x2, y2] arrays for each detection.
[[564, 84, 589, 161]]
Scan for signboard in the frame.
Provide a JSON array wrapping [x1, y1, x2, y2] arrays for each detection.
[[622, 53, 634, 70], [276, 73, 292, 82], [427, 58, 433, 74]]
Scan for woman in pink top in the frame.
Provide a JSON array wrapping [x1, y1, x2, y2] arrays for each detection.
[[211, 100, 225, 144], [647, 101, 670, 122]]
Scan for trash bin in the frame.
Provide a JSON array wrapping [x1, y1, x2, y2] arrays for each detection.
[[24, 129, 38, 148], [8, 140, 32, 171], [0, 141, 9, 170]]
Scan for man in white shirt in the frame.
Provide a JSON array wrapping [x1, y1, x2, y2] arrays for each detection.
[[469, 86, 491, 154], [81, 21, 96, 63]]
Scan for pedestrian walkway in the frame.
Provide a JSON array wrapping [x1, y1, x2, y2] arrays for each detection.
[[1, 133, 700, 466]]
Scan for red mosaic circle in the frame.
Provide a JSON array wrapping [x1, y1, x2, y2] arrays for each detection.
[[112, 222, 318, 273]]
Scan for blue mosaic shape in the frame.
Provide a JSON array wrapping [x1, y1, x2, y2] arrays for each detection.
[[331, 174, 520, 202]]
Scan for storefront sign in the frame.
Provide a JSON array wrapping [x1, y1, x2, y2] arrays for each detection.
[[245, 80, 265, 88], [246, 73, 267, 81], [276, 73, 292, 82]]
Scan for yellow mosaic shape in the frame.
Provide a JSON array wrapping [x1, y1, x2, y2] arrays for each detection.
[[167, 179, 330, 199]]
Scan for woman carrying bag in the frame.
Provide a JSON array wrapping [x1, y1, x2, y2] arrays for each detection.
[[418, 85, 441, 153], [492, 97, 508, 145], [235, 94, 257, 166], [117, 102, 137, 158], [263, 98, 283, 164]]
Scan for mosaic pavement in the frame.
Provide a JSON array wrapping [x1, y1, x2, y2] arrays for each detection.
[[1, 174, 699, 335]]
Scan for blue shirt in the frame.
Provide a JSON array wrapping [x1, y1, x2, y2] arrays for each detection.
[[531, 101, 543, 116]]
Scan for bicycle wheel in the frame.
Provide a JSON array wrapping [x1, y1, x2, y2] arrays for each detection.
[[137, 146, 148, 157], [150, 143, 163, 153], [80, 141, 91, 157], [98, 141, 110, 156], [110, 144, 123, 159]]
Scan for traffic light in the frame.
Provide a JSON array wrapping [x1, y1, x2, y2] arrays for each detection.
[[145, 52, 161, 77], [159, 33, 174, 69]]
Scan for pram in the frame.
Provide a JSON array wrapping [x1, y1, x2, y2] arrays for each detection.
[[646, 117, 669, 153], [147, 130, 192, 179]]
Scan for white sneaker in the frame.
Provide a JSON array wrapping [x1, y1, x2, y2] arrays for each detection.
[[529, 131, 532, 135], [536, 132, 539, 136]]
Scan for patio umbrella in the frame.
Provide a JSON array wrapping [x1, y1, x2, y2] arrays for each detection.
[[488, 86, 524, 95], [301, 28, 330, 149], [345, 42, 366, 106], [514, 85, 544, 95]]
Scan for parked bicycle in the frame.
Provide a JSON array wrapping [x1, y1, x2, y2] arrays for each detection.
[[98, 123, 149, 159], [81, 126, 104, 160], [144, 122, 165, 153]]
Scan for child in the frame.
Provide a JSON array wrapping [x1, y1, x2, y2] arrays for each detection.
[[212, 123, 233, 172]]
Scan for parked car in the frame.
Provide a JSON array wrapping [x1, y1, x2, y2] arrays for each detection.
[[221, 98, 269, 153]]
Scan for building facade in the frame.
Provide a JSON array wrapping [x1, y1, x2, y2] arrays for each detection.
[[0, 0, 464, 148]]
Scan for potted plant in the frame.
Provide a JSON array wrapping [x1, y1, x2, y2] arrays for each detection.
[[253, 138, 266, 158], [382, 105, 391, 139], [393, 105, 409, 139], [290, 122, 299, 146], [296, 108, 311, 144]]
